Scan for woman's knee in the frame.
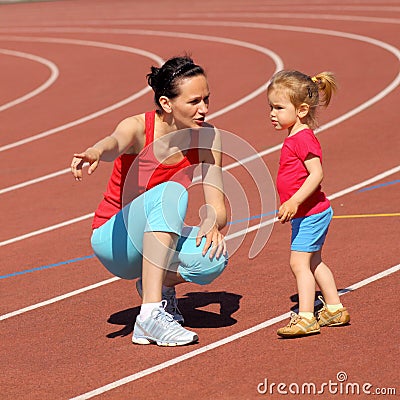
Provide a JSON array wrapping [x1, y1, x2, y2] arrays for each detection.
[[178, 253, 229, 285], [199, 257, 229, 285], [175, 226, 228, 285]]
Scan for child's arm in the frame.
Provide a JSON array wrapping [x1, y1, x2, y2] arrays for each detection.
[[278, 154, 323, 223]]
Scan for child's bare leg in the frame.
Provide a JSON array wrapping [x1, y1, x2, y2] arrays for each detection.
[[277, 251, 321, 337], [311, 250, 340, 305], [290, 251, 316, 313]]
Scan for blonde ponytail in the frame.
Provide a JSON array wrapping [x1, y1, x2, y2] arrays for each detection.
[[311, 72, 337, 107]]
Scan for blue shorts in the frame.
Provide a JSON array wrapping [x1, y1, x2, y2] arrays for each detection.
[[290, 206, 333, 252], [91, 181, 228, 285]]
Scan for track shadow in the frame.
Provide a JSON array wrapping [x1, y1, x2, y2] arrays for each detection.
[[179, 291, 242, 328], [106, 290, 242, 338], [289, 289, 349, 313]]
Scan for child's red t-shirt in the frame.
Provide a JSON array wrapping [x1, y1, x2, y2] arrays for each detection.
[[277, 128, 330, 218]]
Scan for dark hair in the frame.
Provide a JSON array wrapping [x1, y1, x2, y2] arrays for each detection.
[[147, 56, 205, 108]]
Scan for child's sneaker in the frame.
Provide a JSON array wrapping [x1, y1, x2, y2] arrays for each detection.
[[277, 312, 320, 338], [136, 278, 184, 324], [317, 296, 350, 327], [132, 301, 198, 346]]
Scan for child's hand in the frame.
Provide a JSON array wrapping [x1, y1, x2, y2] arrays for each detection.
[[278, 200, 299, 224]]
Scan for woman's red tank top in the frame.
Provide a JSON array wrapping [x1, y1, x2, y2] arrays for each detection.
[[92, 110, 199, 229]]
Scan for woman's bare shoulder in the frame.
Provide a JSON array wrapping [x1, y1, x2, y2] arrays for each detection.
[[117, 113, 146, 132]]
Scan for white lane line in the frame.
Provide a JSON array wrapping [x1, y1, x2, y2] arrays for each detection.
[[0, 18, 398, 398], [258, 5, 400, 12], [0, 277, 119, 321], [0, 212, 94, 247], [0, 32, 281, 153], [0, 168, 70, 195], [1, 20, 399, 193], [0, 37, 164, 152], [176, 12, 400, 25], [69, 263, 400, 400], [0, 48, 59, 112], [1, 165, 399, 319], [328, 166, 400, 201], [1, 158, 398, 248], [0, 21, 398, 309], [0, 159, 398, 248], [215, 165, 400, 241]]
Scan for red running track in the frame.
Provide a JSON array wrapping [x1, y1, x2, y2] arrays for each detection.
[[0, 0, 399, 399]]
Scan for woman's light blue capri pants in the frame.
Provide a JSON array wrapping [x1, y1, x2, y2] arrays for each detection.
[[91, 181, 228, 285]]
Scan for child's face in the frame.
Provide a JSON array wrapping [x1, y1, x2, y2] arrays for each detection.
[[267, 88, 297, 131]]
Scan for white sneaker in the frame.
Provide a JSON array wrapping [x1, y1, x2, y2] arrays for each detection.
[[132, 301, 198, 346], [136, 278, 185, 324]]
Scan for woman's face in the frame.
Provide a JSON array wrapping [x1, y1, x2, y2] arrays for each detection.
[[169, 74, 210, 129]]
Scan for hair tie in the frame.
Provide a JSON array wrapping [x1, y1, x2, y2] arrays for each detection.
[[165, 63, 195, 88], [311, 76, 319, 83]]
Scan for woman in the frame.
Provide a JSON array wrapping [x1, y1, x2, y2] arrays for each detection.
[[71, 56, 228, 346]]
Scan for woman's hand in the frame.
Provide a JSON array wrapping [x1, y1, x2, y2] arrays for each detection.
[[196, 221, 227, 259], [70, 147, 101, 181]]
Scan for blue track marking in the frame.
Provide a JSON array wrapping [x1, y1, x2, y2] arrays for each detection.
[[3, 179, 398, 281], [358, 179, 399, 192], [2, 212, 279, 280], [226, 210, 277, 225], [0, 255, 95, 280]]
